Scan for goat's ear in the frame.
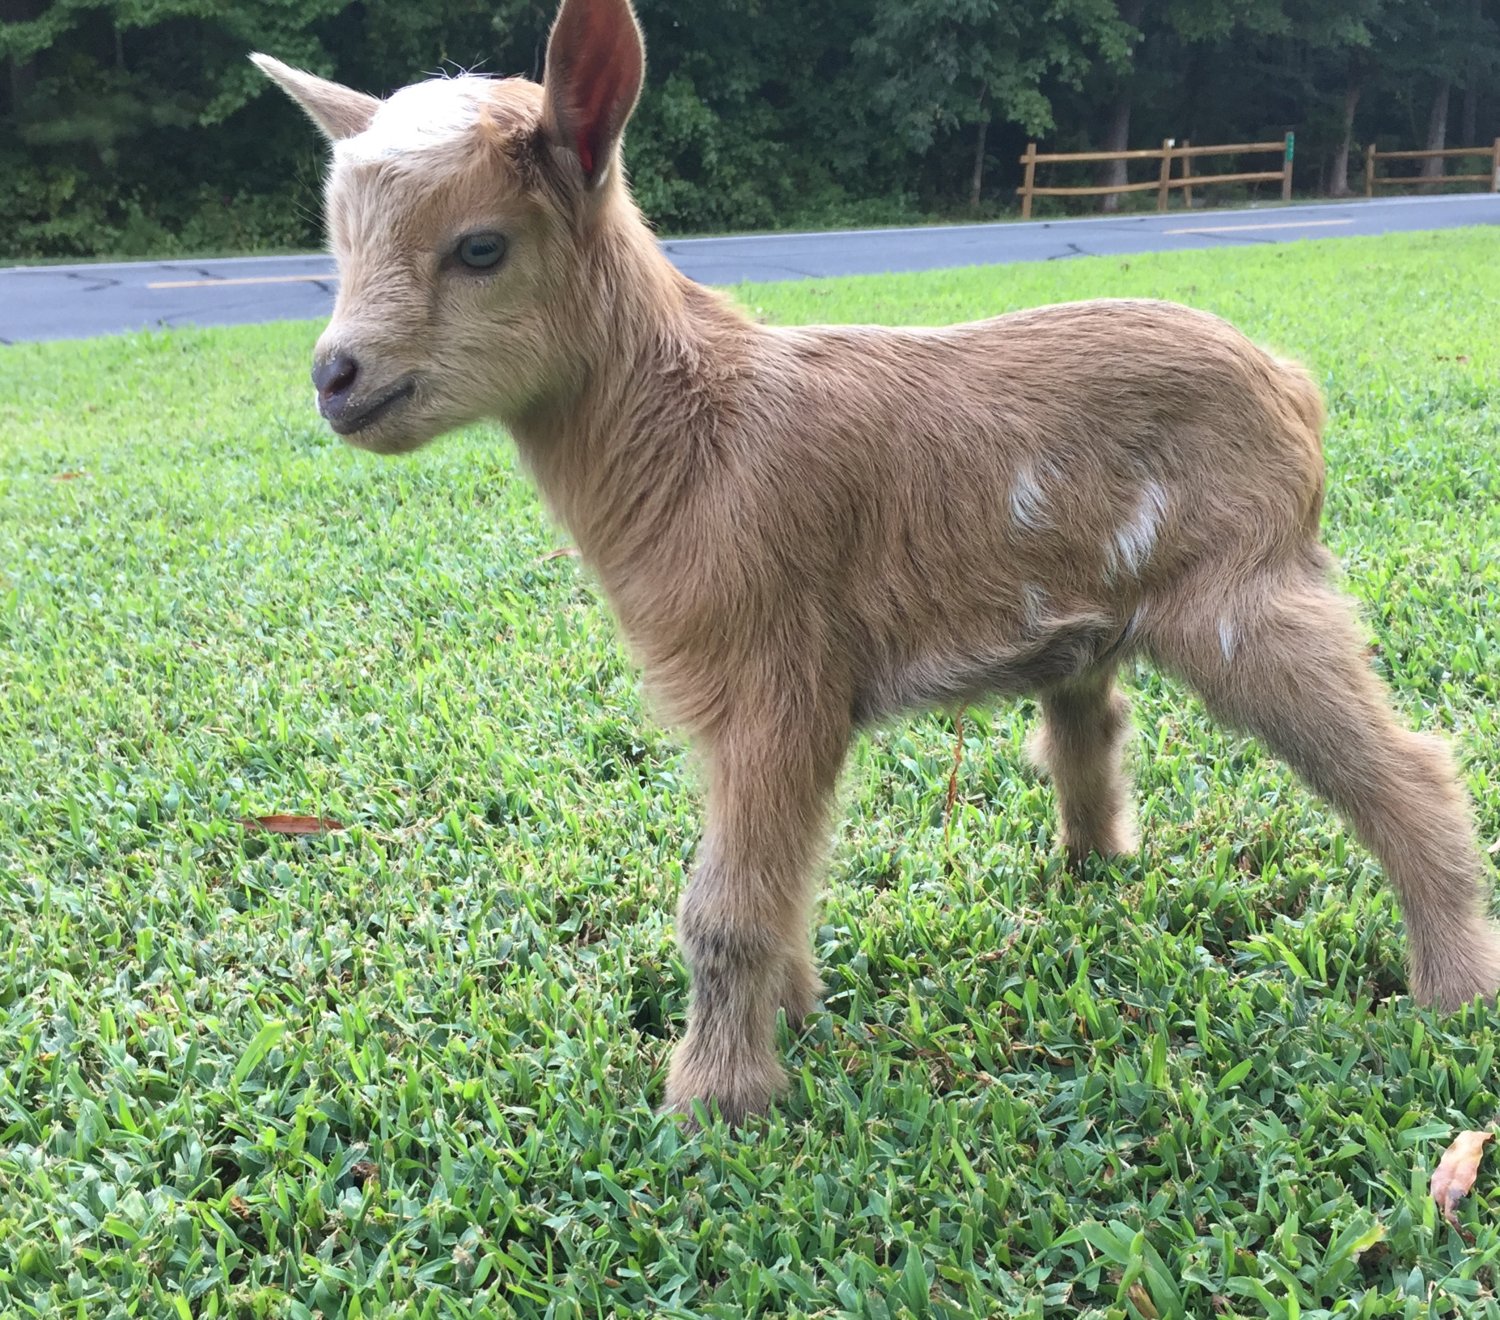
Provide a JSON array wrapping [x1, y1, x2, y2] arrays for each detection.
[[541, 0, 644, 186], [250, 54, 379, 141]]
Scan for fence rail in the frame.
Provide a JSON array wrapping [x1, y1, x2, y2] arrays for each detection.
[[1363, 140, 1500, 196], [1017, 134, 1293, 219]]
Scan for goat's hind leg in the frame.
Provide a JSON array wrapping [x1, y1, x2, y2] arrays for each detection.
[[1030, 666, 1138, 866], [1151, 567, 1500, 1010]]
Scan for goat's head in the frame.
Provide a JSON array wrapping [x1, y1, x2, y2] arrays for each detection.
[[253, 0, 645, 453]]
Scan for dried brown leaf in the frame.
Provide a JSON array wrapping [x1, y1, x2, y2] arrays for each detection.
[[1432, 1129, 1493, 1229], [52, 470, 88, 481], [350, 1160, 380, 1187], [240, 814, 345, 835], [1127, 1283, 1160, 1319], [538, 546, 580, 562]]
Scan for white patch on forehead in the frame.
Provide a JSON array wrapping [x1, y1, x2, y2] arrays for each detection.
[[334, 76, 490, 166]]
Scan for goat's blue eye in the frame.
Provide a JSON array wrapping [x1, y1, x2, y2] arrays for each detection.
[[456, 232, 506, 270]]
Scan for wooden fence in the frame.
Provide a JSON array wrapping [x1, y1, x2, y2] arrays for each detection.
[[1363, 140, 1500, 196], [1017, 134, 1293, 219]]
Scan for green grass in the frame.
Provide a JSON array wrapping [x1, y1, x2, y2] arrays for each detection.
[[1, 228, 1498, 1318]]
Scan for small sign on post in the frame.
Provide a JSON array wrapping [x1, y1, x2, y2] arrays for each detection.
[[1282, 132, 1294, 202]]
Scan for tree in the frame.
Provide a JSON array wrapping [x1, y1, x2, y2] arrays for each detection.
[[1, 0, 1496, 257], [1274, 0, 1387, 196], [854, 0, 1132, 210], [1365, 0, 1494, 179], [1088, 0, 1293, 210], [1093, 0, 1144, 211]]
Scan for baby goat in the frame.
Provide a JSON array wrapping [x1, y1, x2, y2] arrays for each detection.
[[255, 0, 1500, 1124]]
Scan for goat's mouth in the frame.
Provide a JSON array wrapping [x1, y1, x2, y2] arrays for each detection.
[[329, 380, 417, 437]]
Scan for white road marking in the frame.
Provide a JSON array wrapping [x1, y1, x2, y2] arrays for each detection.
[[1164, 219, 1354, 235], [148, 273, 338, 289]]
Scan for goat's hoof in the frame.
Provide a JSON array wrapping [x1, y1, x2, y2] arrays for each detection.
[[779, 962, 824, 1029], [1060, 816, 1139, 870], [663, 1043, 786, 1129]]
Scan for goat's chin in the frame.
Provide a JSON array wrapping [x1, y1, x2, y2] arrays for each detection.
[[337, 425, 440, 456], [332, 407, 458, 456]]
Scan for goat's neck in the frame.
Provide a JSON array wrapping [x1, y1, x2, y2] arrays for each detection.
[[507, 209, 750, 566]]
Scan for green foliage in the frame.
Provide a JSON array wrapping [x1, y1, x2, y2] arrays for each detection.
[[1, 230, 1499, 1314], [855, 0, 1132, 148], [1, 0, 1497, 258]]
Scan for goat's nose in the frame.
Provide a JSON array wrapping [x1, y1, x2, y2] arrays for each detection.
[[312, 354, 360, 418]]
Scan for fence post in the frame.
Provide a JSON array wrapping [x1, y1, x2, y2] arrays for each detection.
[[1157, 138, 1174, 212], [1181, 139, 1193, 208], [1019, 142, 1037, 220], [1282, 131, 1294, 202], [1492, 137, 1500, 193], [1365, 143, 1375, 198]]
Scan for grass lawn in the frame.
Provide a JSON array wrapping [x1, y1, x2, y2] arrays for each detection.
[[1, 228, 1498, 1318]]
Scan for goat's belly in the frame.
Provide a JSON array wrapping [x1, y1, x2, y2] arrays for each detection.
[[851, 610, 1132, 726]]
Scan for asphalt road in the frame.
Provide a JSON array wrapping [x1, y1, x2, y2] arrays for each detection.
[[2, 192, 1495, 344]]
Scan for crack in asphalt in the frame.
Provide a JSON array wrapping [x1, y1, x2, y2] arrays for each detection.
[[678, 262, 826, 281], [1179, 230, 1279, 246], [155, 264, 227, 281], [661, 243, 826, 280], [1047, 242, 1090, 260], [72, 271, 122, 293], [6, 268, 123, 291]]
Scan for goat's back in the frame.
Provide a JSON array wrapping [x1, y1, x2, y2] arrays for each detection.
[[628, 297, 1328, 726]]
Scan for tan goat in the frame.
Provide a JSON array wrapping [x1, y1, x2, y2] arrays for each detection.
[[254, 0, 1500, 1124]]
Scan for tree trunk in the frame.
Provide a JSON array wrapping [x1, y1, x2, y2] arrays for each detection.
[[1421, 80, 1450, 181], [1096, 0, 1146, 214], [1097, 90, 1132, 212], [1329, 80, 1360, 197], [969, 115, 989, 211], [0, 0, 42, 116], [1461, 0, 1480, 146]]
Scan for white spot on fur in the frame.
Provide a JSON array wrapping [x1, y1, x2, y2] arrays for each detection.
[[335, 77, 489, 165], [1009, 466, 1050, 530], [1107, 480, 1167, 580], [1021, 583, 1049, 630], [1218, 617, 1237, 662]]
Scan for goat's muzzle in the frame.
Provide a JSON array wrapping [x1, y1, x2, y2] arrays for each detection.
[[312, 353, 417, 436]]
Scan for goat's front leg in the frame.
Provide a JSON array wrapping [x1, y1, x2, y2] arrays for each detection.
[[665, 712, 848, 1126]]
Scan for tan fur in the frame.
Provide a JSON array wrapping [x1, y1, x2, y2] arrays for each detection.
[[255, 0, 1500, 1125]]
